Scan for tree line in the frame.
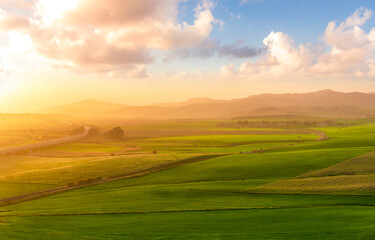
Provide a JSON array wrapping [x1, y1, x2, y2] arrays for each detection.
[[217, 120, 337, 128], [71, 126, 124, 140]]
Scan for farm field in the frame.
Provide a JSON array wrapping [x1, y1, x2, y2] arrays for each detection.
[[1, 118, 375, 239], [0, 114, 75, 148], [0, 153, 202, 198], [2, 207, 375, 239], [0, 118, 314, 200]]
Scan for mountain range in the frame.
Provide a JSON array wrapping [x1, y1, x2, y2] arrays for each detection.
[[41, 90, 375, 119]]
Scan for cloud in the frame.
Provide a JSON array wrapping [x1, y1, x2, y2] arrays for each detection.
[[310, 7, 375, 76], [237, 7, 375, 80], [217, 41, 267, 58], [163, 40, 217, 61], [262, 31, 322, 68], [1, 2, 373, 83], [164, 39, 266, 61], [344, 7, 372, 27], [220, 63, 237, 77], [53, 0, 179, 27], [107, 65, 147, 79], [0, 10, 29, 30], [33, 0, 216, 49], [0, 0, 219, 78], [0, 0, 34, 10]]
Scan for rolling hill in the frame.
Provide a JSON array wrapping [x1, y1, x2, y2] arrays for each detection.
[[41, 90, 375, 119], [154, 97, 225, 107], [41, 99, 127, 116]]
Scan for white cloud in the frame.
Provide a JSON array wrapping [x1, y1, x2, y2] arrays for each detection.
[[220, 63, 237, 77], [310, 8, 375, 76], [237, 7, 375, 80]]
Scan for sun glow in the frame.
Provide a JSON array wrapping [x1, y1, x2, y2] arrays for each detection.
[[8, 32, 33, 54], [0, 80, 15, 103], [37, 0, 79, 24]]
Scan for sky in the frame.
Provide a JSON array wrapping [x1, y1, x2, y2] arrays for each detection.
[[0, 0, 375, 112]]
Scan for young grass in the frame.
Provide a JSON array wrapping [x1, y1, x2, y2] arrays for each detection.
[[300, 150, 375, 178], [253, 174, 375, 194], [0, 153, 201, 198], [48, 143, 123, 153]]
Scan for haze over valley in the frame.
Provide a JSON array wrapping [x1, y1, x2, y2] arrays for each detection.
[[1, 0, 375, 239], [42, 89, 375, 119]]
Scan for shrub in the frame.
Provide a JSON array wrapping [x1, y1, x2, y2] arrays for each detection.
[[104, 127, 124, 140]]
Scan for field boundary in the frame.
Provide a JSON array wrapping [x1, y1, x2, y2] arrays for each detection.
[[3, 204, 375, 218], [0, 154, 226, 207], [0, 128, 328, 207]]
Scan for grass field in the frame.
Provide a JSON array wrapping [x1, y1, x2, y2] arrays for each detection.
[[300, 150, 375, 177], [2, 118, 375, 239], [0, 153, 203, 198], [48, 143, 124, 152], [0, 120, 312, 199], [2, 207, 375, 240]]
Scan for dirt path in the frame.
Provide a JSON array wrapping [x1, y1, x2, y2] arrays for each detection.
[[0, 126, 91, 156], [310, 129, 329, 141]]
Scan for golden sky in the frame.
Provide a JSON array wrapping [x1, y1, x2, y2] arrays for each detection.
[[0, 0, 375, 112]]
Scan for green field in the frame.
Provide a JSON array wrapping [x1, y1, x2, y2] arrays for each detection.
[[0, 153, 202, 198], [2, 118, 375, 239], [2, 207, 375, 239], [48, 143, 124, 152]]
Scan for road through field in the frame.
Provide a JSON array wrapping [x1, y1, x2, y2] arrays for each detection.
[[0, 126, 91, 156]]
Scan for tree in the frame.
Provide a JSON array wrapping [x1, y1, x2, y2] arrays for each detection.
[[88, 127, 100, 137], [71, 126, 85, 135], [105, 127, 124, 140]]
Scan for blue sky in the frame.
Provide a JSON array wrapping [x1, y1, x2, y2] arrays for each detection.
[[211, 0, 375, 44], [148, 0, 375, 74]]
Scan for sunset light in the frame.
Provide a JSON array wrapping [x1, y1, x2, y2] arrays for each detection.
[[37, 0, 79, 23], [1, 1, 375, 239]]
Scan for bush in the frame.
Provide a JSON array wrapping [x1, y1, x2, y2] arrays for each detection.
[[88, 127, 100, 137], [104, 127, 124, 140], [71, 126, 85, 135]]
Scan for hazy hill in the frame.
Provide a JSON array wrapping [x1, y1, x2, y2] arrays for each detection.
[[41, 90, 375, 119], [42, 99, 127, 116], [237, 89, 375, 109], [154, 97, 225, 107], [121, 89, 375, 119]]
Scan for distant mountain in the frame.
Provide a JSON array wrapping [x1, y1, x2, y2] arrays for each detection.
[[154, 97, 224, 107], [42, 99, 127, 116], [41, 90, 375, 119], [242, 89, 375, 109]]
